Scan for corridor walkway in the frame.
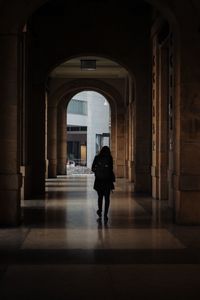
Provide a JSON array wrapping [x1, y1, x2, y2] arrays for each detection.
[[1, 176, 200, 299]]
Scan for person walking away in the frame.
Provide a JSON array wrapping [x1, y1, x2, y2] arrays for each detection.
[[92, 146, 115, 222]]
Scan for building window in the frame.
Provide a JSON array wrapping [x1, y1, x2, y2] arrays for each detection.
[[68, 99, 88, 115], [67, 126, 87, 132], [96, 133, 110, 155]]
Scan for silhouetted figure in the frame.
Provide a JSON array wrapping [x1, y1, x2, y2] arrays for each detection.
[[92, 146, 115, 222]]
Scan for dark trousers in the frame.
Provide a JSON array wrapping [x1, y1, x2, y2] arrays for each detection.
[[97, 190, 110, 216]]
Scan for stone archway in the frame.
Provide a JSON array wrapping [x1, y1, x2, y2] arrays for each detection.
[[47, 78, 124, 179], [1, 0, 200, 225]]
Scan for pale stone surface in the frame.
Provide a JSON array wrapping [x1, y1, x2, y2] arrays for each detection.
[[47, 106, 57, 178], [57, 103, 67, 175]]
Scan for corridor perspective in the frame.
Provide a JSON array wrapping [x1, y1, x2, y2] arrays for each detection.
[[1, 0, 200, 298], [1, 175, 200, 299]]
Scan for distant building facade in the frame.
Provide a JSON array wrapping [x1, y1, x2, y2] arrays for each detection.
[[67, 91, 110, 168]]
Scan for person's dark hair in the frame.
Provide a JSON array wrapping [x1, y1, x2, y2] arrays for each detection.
[[99, 146, 111, 156]]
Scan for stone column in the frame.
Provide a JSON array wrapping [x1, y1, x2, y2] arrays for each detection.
[[19, 30, 32, 200], [45, 91, 48, 178], [158, 44, 169, 200], [175, 30, 200, 224], [125, 107, 129, 178], [124, 77, 129, 178], [116, 112, 126, 177], [110, 102, 117, 174], [151, 21, 173, 201], [151, 35, 159, 198], [127, 76, 135, 182], [47, 105, 57, 177], [57, 102, 67, 175], [0, 34, 22, 225], [29, 83, 46, 197], [134, 72, 151, 193], [128, 101, 135, 182]]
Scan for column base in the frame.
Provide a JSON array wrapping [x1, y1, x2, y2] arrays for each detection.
[[48, 160, 57, 178], [57, 160, 66, 175]]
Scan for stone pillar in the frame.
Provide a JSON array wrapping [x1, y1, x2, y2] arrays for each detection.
[[29, 83, 46, 197], [45, 91, 48, 178], [110, 102, 117, 174], [128, 102, 135, 182], [47, 105, 57, 177], [57, 102, 67, 175], [134, 73, 151, 193], [124, 77, 129, 178], [125, 107, 129, 178], [158, 44, 169, 200], [175, 30, 200, 224], [116, 112, 126, 177], [19, 30, 32, 200], [151, 24, 171, 200], [0, 34, 22, 225], [151, 35, 159, 198], [127, 76, 135, 182]]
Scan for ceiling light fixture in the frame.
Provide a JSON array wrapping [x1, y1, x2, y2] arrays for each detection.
[[80, 59, 96, 70]]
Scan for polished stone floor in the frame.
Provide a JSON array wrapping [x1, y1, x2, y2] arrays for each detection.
[[1, 175, 200, 299]]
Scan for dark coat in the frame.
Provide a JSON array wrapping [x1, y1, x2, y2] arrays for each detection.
[[92, 154, 115, 193]]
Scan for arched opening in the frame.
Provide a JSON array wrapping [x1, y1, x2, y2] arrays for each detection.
[[21, 1, 175, 214], [46, 55, 130, 182], [4, 0, 198, 227], [16, 0, 177, 200], [66, 91, 111, 174], [2, 1, 200, 298]]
